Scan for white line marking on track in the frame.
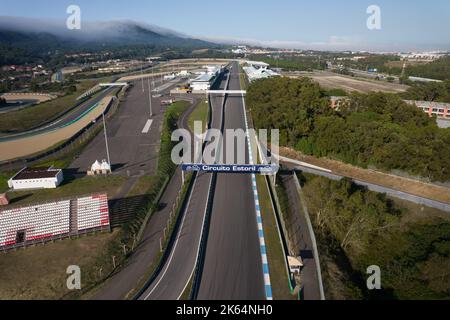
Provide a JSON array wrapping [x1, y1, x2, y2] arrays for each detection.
[[142, 119, 153, 133]]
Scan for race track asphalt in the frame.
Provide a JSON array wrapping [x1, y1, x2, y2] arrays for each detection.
[[0, 87, 117, 142], [139, 77, 228, 300], [196, 62, 266, 300]]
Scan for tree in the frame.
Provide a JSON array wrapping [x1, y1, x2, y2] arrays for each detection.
[[248, 78, 450, 182]]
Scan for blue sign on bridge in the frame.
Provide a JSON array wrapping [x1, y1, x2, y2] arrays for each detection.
[[181, 164, 279, 174]]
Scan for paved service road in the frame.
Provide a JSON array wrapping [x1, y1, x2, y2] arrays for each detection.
[[70, 79, 182, 177], [197, 62, 266, 300], [281, 174, 321, 300]]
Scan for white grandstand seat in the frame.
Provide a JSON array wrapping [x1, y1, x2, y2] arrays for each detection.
[[77, 194, 110, 232], [0, 201, 70, 248]]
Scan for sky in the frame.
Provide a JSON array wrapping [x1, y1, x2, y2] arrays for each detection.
[[1, 0, 449, 51]]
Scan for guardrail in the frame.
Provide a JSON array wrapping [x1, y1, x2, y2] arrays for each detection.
[[132, 169, 197, 300]]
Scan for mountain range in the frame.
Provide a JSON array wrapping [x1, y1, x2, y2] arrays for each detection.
[[0, 16, 215, 53]]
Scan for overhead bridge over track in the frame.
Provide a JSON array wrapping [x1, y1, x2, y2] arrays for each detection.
[[207, 90, 246, 96], [99, 83, 128, 87]]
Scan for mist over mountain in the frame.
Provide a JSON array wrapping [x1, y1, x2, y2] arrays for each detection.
[[0, 16, 214, 53]]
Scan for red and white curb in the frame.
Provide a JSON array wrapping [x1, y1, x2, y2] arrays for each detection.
[[241, 94, 273, 301]]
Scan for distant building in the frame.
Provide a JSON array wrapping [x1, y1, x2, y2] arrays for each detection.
[[232, 46, 247, 54], [404, 100, 450, 119], [243, 61, 280, 82], [190, 65, 223, 91], [8, 167, 64, 191], [191, 73, 216, 91], [52, 71, 64, 83]]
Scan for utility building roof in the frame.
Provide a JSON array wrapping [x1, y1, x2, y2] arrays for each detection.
[[11, 167, 61, 181], [193, 73, 215, 83]]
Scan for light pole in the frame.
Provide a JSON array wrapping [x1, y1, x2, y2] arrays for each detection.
[[152, 64, 155, 88], [141, 63, 145, 93], [102, 112, 112, 171], [147, 77, 153, 118]]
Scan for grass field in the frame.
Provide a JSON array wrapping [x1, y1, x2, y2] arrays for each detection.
[[285, 71, 409, 94], [0, 230, 120, 300], [256, 175, 296, 300], [6, 175, 127, 207], [0, 171, 13, 193], [0, 79, 108, 134], [127, 175, 159, 198], [187, 100, 209, 133]]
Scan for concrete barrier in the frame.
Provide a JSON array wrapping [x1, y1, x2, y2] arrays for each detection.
[[292, 172, 326, 300]]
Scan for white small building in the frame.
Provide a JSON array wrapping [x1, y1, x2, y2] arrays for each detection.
[[88, 160, 112, 176], [8, 167, 64, 191], [288, 256, 304, 275]]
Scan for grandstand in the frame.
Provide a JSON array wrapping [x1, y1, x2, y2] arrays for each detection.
[[0, 193, 110, 252], [77, 194, 110, 232]]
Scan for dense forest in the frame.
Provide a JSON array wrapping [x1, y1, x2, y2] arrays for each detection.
[[247, 77, 450, 182], [405, 56, 450, 81], [340, 54, 402, 75], [336, 55, 450, 81], [301, 175, 450, 300], [401, 80, 450, 103]]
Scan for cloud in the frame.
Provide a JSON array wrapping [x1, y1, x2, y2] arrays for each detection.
[[197, 34, 448, 52], [197, 34, 367, 50], [0, 16, 186, 40]]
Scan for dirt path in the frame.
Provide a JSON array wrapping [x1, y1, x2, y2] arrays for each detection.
[[280, 147, 450, 205]]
